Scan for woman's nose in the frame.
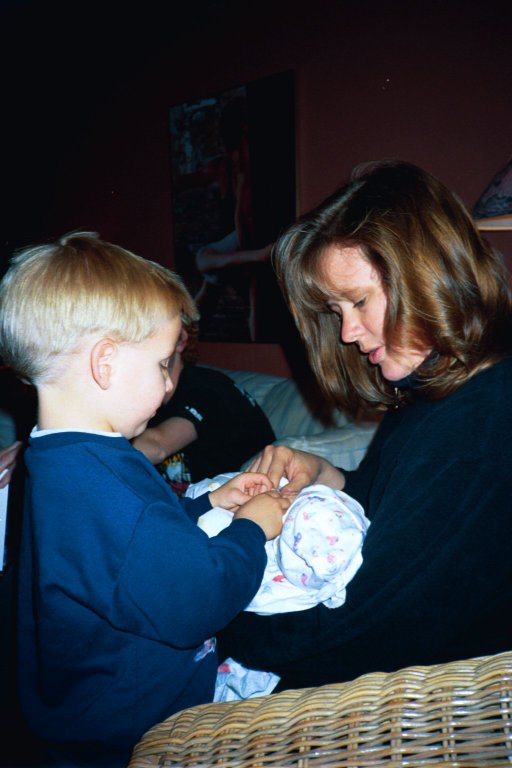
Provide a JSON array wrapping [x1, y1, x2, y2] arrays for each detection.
[[341, 312, 359, 344], [164, 371, 174, 395]]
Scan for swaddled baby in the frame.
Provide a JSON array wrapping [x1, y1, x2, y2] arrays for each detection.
[[187, 473, 370, 615]]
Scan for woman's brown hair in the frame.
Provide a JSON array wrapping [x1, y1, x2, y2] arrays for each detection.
[[273, 161, 512, 415]]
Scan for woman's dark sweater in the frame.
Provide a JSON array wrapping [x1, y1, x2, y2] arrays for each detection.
[[219, 357, 512, 689]]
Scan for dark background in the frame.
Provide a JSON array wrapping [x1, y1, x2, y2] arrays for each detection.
[[168, 71, 296, 342], [3, 0, 511, 279], [1, 0, 511, 762]]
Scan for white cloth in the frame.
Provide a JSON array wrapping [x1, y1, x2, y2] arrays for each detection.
[[214, 657, 280, 702], [188, 473, 370, 615], [187, 473, 369, 702]]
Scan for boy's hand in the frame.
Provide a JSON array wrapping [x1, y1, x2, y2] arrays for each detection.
[[209, 472, 273, 511], [233, 490, 290, 540]]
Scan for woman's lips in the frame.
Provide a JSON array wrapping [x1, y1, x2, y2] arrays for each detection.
[[368, 346, 384, 365]]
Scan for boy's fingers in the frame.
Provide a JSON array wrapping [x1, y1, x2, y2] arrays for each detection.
[[240, 472, 273, 492]]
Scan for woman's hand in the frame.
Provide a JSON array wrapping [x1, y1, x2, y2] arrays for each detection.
[[209, 471, 273, 511], [0, 441, 23, 489], [247, 444, 345, 496]]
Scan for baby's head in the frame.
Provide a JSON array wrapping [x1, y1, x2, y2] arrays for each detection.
[[0, 232, 199, 386]]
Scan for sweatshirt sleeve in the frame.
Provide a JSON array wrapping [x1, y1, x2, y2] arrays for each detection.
[[109, 501, 268, 648], [35, 438, 269, 650], [179, 491, 212, 522]]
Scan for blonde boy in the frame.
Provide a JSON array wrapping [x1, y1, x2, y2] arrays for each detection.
[[0, 233, 288, 768]]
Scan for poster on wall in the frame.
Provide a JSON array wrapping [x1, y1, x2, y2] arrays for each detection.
[[169, 70, 296, 343]]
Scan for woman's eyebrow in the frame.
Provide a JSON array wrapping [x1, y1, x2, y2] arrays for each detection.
[[326, 287, 366, 302]]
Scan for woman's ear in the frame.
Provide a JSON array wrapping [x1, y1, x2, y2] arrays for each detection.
[[176, 327, 188, 354], [90, 338, 117, 390]]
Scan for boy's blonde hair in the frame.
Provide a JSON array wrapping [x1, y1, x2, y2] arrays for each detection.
[[0, 232, 199, 385]]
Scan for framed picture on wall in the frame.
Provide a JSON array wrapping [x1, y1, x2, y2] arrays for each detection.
[[169, 70, 296, 343]]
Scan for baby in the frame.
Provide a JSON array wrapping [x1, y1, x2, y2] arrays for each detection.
[[187, 473, 370, 701], [188, 473, 370, 614]]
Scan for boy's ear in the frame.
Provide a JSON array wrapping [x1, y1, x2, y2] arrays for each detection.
[[90, 338, 117, 390]]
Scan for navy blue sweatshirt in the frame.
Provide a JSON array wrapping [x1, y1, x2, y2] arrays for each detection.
[[18, 432, 266, 766], [219, 357, 512, 689]]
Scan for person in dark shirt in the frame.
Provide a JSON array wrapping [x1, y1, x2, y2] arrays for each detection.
[[219, 160, 512, 689], [132, 324, 275, 493]]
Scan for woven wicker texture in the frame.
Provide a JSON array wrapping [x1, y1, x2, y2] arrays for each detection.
[[129, 651, 512, 767]]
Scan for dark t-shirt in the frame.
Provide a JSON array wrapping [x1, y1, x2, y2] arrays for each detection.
[[148, 364, 275, 487]]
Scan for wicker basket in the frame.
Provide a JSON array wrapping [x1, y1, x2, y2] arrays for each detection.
[[129, 651, 512, 767]]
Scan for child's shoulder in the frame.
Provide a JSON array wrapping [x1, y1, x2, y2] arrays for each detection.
[[27, 431, 182, 516], [28, 430, 131, 458], [27, 431, 149, 486]]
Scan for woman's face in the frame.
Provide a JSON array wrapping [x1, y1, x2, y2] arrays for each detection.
[[321, 245, 431, 382]]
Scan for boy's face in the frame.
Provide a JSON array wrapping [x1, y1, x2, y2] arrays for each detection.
[[110, 315, 182, 439]]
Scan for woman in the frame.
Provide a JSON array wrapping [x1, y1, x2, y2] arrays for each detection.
[[218, 160, 512, 689]]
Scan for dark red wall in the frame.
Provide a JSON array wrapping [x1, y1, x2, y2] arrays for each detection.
[[4, 0, 511, 370]]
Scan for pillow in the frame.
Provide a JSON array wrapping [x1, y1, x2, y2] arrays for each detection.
[[222, 369, 349, 439], [222, 370, 286, 412], [215, 367, 377, 470], [275, 423, 378, 471]]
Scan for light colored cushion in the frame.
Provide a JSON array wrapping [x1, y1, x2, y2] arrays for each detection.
[[216, 367, 378, 471], [276, 423, 378, 471], [223, 369, 349, 440]]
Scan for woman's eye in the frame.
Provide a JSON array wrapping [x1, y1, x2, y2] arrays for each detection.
[[354, 298, 366, 309], [327, 305, 342, 319], [161, 353, 177, 373]]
